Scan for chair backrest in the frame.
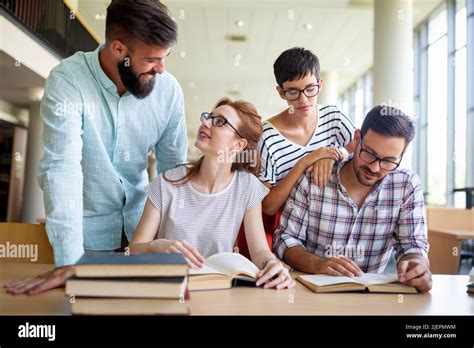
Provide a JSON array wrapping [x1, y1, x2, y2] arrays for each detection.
[[0, 223, 54, 264], [426, 206, 474, 231]]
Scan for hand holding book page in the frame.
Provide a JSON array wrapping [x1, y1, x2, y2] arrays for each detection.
[[148, 239, 205, 268], [188, 252, 262, 291], [297, 273, 418, 293], [190, 252, 259, 279], [189, 252, 295, 290]]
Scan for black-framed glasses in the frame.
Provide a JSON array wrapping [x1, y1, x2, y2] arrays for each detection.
[[200, 112, 244, 138], [358, 139, 402, 171], [283, 84, 320, 101]]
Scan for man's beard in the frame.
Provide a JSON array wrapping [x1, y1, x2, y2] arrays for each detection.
[[353, 160, 383, 187], [117, 57, 156, 99]]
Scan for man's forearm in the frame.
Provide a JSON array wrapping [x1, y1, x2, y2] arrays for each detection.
[[40, 169, 84, 267], [283, 246, 323, 273]]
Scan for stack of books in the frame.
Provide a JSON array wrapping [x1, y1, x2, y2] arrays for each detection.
[[66, 253, 189, 315]]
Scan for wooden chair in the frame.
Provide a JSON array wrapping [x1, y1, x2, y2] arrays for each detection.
[[0, 223, 54, 264], [426, 206, 474, 274]]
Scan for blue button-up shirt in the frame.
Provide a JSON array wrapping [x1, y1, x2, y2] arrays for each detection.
[[38, 45, 188, 266]]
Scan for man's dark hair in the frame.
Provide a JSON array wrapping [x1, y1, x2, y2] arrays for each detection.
[[273, 47, 320, 87], [106, 0, 177, 48], [361, 105, 416, 145]]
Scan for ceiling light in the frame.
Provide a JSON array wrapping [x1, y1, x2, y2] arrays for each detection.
[[225, 34, 248, 42], [303, 23, 313, 30], [235, 20, 245, 27]]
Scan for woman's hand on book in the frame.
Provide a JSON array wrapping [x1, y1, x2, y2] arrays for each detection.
[[314, 255, 364, 277], [149, 239, 205, 268], [255, 260, 295, 290]]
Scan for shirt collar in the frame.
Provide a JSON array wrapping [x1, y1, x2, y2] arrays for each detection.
[[330, 155, 351, 187], [89, 44, 120, 95]]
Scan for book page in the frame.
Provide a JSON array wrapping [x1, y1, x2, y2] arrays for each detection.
[[188, 264, 223, 276], [300, 273, 400, 287], [299, 274, 363, 287], [205, 252, 259, 278], [358, 273, 399, 286]]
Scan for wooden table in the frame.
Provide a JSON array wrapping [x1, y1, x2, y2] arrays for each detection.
[[1, 263, 473, 315], [428, 227, 474, 274]]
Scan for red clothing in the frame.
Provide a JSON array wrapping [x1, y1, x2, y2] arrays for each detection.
[[237, 210, 282, 259]]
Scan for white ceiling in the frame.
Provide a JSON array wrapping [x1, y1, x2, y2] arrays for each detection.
[[0, 51, 45, 107], [74, 0, 442, 136]]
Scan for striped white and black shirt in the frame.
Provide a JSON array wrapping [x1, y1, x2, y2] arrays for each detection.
[[258, 104, 355, 185]]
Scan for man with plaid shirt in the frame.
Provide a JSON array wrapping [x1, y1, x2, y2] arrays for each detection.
[[274, 105, 432, 292]]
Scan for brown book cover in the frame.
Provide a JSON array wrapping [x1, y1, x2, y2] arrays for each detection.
[[66, 276, 187, 299], [72, 298, 189, 316]]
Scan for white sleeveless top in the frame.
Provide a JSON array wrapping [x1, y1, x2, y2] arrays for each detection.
[[145, 166, 269, 258]]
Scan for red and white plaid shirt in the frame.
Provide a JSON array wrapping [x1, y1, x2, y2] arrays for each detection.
[[274, 157, 429, 273]]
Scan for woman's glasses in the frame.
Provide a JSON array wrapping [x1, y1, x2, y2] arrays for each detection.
[[283, 84, 320, 101], [200, 112, 244, 138]]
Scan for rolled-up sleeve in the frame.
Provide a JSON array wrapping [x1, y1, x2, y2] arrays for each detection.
[[154, 82, 187, 174], [273, 173, 311, 259], [336, 111, 355, 148], [257, 138, 276, 186], [37, 69, 84, 267], [392, 173, 429, 263]]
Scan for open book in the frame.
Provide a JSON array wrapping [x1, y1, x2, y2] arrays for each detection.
[[188, 252, 260, 291], [297, 273, 418, 293]]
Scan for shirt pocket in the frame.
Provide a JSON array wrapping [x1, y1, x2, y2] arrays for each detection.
[[375, 206, 396, 223], [360, 206, 396, 239]]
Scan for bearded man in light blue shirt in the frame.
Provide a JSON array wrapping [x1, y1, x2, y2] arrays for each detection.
[[5, 0, 187, 295]]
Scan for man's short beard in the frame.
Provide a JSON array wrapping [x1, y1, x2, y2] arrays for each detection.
[[117, 57, 156, 99], [353, 159, 383, 187]]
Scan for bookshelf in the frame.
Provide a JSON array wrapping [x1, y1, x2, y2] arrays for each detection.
[[0, 120, 27, 222]]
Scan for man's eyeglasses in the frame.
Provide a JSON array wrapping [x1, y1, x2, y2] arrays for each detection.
[[200, 112, 243, 138], [358, 139, 401, 171], [283, 84, 320, 101]]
